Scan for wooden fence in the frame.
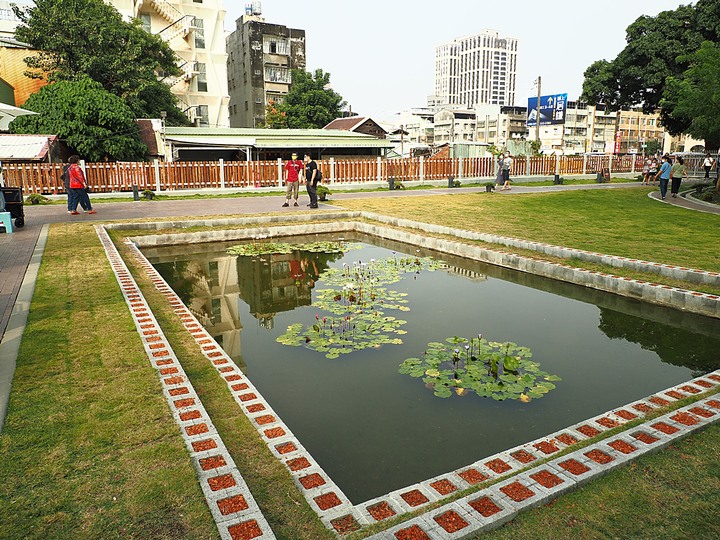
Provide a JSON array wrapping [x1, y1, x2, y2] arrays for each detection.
[[1, 154, 702, 195]]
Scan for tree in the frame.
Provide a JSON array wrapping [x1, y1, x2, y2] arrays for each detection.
[[10, 77, 147, 161], [581, 0, 718, 136], [264, 99, 288, 129], [661, 41, 720, 151], [12, 0, 188, 125], [277, 69, 346, 129]]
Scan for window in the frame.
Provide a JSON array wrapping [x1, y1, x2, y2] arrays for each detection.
[[193, 18, 205, 49], [139, 14, 151, 33], [211, 298, 222, 319], [195, 62, 207, 92], [264, 66, 290, 84], [196, 105, 209, 127], [193, 0, 203, 3]]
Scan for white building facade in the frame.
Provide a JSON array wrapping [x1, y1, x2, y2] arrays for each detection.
[[108, 0, 229, 127], [433, 30, 518, 109]]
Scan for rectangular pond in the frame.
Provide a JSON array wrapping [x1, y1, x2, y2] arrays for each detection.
[[144, 233, 720, 504]]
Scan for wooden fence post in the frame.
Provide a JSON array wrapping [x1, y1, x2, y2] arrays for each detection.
[[154, 160, 161, 192]]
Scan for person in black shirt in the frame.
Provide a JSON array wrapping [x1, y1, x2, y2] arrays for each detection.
[[304, 152, 320, 208]]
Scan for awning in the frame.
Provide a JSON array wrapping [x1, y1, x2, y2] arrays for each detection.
[[0, 134, 56, 160], [165, 136, 256, 147], [0, 102, 38, 131]]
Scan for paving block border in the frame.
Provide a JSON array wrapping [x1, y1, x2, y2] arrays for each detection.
[[94, 226, 277, 540], [103, 219, 720, 539]]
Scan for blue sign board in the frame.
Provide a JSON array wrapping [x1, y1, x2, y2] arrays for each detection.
[[526, 93, 567, 126]]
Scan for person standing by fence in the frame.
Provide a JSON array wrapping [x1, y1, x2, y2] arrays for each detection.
[[669, 156, 687, 198], [67, 156, 96, 215], [703, 154, 715, 179], [303, 152, 320, 209], [499, 152, 513, 191], [283, 152, 303, 207]]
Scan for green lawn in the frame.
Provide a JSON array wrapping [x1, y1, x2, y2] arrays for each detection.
[[1, 187, 718, 539]]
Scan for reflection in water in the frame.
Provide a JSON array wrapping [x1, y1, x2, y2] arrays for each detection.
[[598, 308, 719, 377]]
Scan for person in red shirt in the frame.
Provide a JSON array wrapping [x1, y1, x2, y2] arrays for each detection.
[[283, 152, 304, 207], [67, 155, 96, 215]]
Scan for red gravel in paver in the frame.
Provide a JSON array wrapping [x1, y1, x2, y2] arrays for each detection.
[[400, 489, 429, 507], [708, 374, 720, 382], [173, 398, 195, 409], [632, 402, 653, 413], [500, 481, 535, 502], [155, 359, 173, 366], [367, 501, 396, 521], [486, 458, 512, 473], [246, 403, 265, 413], [649, 396, 670, 406], [217, 494, 248, 516], [185, 424, 209, 436], [671, 412, 699, 426], [469, 496, 502, 517], [511, 449, 537, 463], [219, 366, 234, 373], [208, 351, 223, 358], [459, 468, 489, 485], [680, 385, 701, 394], [314, 492, 342, 510], [228, 520, 263, 540], [255, 415, 276, 426], [152, 350, 170, 358], [632, 432, 660, 445], [208, 474, 236, 491], [264, 427, 285, 439], [577, 424, 601, 437], [556, 433, 579, 446], [430, 479, 457, 495], [163, 376, 184, 386], [180, 410, 202, 422], [530, 469, 565, 488], [559, 459, 590, 475], [596, 417, 620, 428], [608, 440, 638, 454], [225, 374, 242, 381], [585, 449, 614, 464], [213, 358, 229, 365], [651, 421, 680, 434], [239, 393, 257, 402], [705, 400, 720, 409], [688, 406, 715, 418], [533, 440, 560, 454], [275, 442, 297, 454], [287, 457, 311, 471], [693, 380, 714, 388], [394, 524, 431, 540], [159, 367, 179, 375], [169, 387, 189, 396], [146, 336, 162, 343], [434, 510, 469, 533], [299, 473, 326, 490], [232, 383, 249, 391], [191, 439, 217, 452], [614, 409, 638, 420], [665, 390, 685, 400], [199, 455, 227, 471], [331, 515, 361, 534], [149, 343, 165, 350]]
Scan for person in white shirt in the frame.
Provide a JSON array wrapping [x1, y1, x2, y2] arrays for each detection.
[[500, 152, 513, 191], [703, 154, 715, 179]]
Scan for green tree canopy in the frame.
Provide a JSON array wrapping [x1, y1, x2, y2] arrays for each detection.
[[581, 0, 720, 142], [13, 0, 187, 124], [10, 77, 147, 161], [277, 69, 347, 129]]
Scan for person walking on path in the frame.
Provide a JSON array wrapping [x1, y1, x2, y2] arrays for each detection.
[[67, 155, 96, 215], [499, 152, 513, 190], [657, 155, 672, 200], [283, 152, 304, 207], [670, 155, 687, 198], [303, 152, 320, 209], [494, 154, 504, 189], [62, 160, 89, 213], [703, 154, 715, 179]]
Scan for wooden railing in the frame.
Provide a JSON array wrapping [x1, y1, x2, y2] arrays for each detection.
[[0, 155, 654, 195]]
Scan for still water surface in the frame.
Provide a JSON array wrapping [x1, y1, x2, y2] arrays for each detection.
[[147, 234, 720, 504]]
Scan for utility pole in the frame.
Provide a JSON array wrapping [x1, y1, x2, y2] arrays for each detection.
[[535, 76, 541, 143]]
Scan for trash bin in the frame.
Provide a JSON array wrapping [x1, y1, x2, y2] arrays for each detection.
[[0, 186, 25, 228], [448, 175, 455, 188], [388, 178, 395, 190]]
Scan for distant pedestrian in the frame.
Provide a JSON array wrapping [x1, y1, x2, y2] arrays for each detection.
[[494, 154, 504, 189], [703, 154, 714, 179], [641, 158, 651, 185], [648, 158, 659, 186], [669, 155, 687, 198], [303, 152, 320, 209], [283, 152, 304, 207], [500, 152, 513, 190], [67, 155, 96, 215], [657, 155, 672, 200], [61, 159, 89, 213]]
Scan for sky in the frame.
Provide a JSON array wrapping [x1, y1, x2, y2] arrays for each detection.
[[224, 0, 688, 120]]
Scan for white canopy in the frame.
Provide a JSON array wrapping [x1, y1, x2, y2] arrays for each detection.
[[0, 102, 38, 131]]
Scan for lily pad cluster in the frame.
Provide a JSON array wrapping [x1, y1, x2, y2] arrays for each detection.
[[227, 240, 360, 257], [277, 255, 445, 358], [399, 335, 561, 400]]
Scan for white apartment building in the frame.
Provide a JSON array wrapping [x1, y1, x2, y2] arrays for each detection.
[[433, 30, 518, 109], [109, 0, 229, 128]]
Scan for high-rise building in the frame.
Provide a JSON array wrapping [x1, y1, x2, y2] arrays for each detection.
[[109, 0, 230, 127], [432, 30, 518, 109], [226, 3, 306, 128]]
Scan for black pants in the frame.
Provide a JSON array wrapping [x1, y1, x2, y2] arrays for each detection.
[[306, 181, 318, 207], [705, 165, 711, 179], [670, 178, 682, 195]]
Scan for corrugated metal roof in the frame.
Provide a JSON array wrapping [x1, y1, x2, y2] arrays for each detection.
[[0, 134, 55, 160]]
